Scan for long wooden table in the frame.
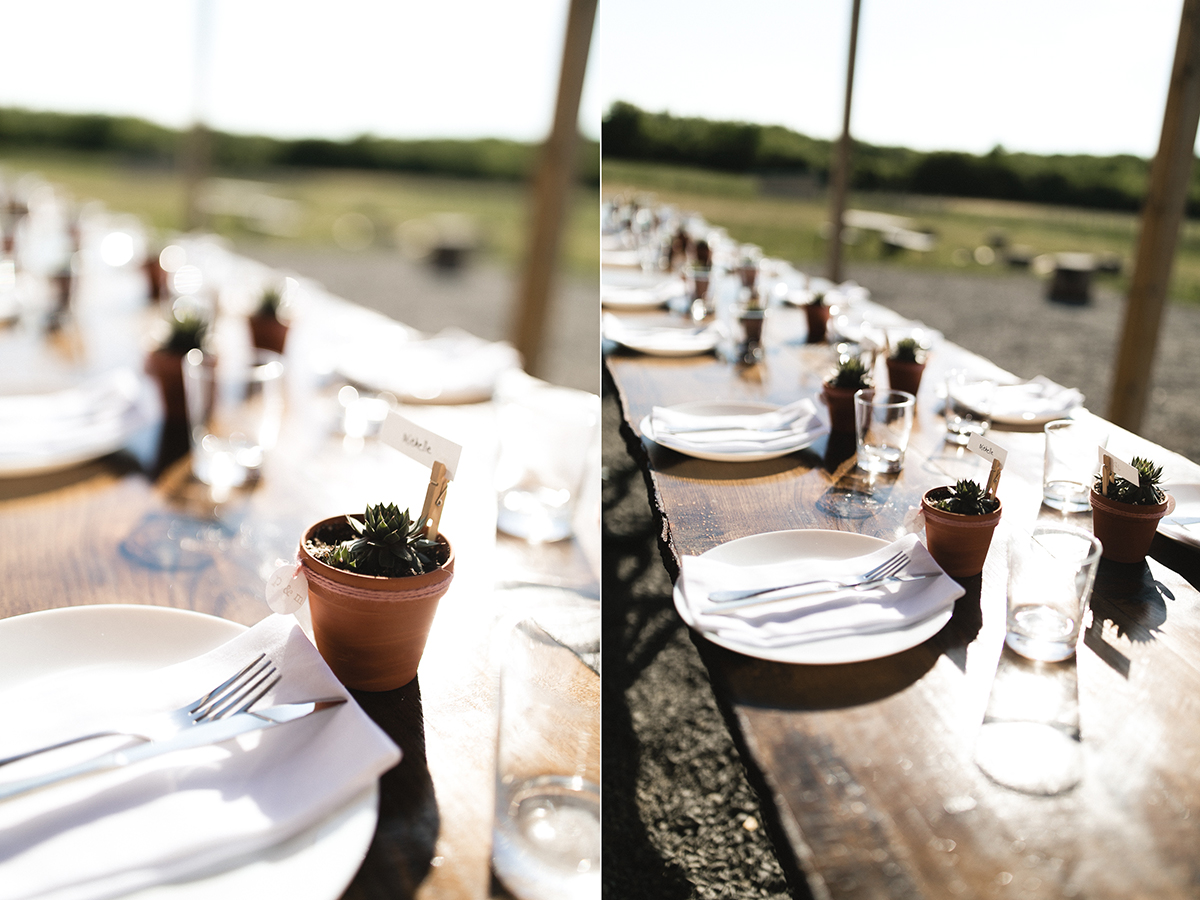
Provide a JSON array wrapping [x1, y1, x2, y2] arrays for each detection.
[[0, 244, 599, 900], [606, 282, 1200, 899]]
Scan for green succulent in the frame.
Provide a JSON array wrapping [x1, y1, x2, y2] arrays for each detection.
[[1096, 456, 1165, 506], [807, 291, 827, 307], [933, 480, 999, 515], [311, 503, 445, 577], [827, 356, 872, 390], [163, 309, 207, 354], [891, 337, 925, 364]]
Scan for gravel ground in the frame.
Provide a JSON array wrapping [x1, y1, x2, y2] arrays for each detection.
[[601, 263, 1200, 899]]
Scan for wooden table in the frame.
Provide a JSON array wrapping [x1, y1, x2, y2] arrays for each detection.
[[607, 280, 1200, 899], [0, 243, 599, 900]]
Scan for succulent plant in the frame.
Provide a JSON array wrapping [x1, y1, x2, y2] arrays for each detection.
[[806, 291, 828, 307], [933, 480, 999, 515], [890, 337, 925, 364], [1096, 456, 1165, 506], [163, 308, 207, 354], [827, 356, 872, 390], [255, 286, 282, 319], [309, 502, 445, 577]]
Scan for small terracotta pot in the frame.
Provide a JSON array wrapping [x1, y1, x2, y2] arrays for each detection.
[[886, 358, 926, 396], [299, 516, 454, 691], [249, 314, 289, 354], [821, 382, 861, 434], [921, 488, 1003, 578], [144, 348, 188, 423], [1089, 489, 1174, 564], [739, 309, 765, 345], [805, 303, 830, 343]]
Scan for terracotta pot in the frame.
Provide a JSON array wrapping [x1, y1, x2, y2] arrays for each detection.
[[821, 382, 860, 434], [886, 358, 926, 396], [1089, 489, 1174, 564], [921, 488, 1003, 578], [739, 309, 765, 345], [144, 348, 188, 423], [805, 303, 830, 343], [299, 516, 454, 691], [249, 313, 289, 354]]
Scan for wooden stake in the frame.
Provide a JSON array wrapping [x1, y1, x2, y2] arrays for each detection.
[[420, 461, 449, 540], [1101, 454, 1113, 497], [985, 458, 1003, 500]]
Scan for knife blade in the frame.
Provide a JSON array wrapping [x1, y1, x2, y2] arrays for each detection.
[[0, 697, 346, 802]]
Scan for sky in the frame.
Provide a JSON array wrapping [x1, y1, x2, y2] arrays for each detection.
[[0, 0, 601, 142], [600, 0, 1187, 158]]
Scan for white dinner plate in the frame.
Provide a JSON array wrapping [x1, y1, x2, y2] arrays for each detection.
[[975, 381, 1082, 426], [601, 281, 685, 311], [604, 321, 721, 357], [673, 530, 954, 665], [640, 401, 825, 462], [0, 605, 378, 900]]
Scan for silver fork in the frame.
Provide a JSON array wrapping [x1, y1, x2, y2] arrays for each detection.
[[707, 550, 910, 604], [0, 654, 279, 768]]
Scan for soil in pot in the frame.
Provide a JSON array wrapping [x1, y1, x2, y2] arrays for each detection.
[[886, 358, 926, 396], [921, 488, 1003, 578], [299, 516, 454, 691], [1089, 489, 1174, 564]]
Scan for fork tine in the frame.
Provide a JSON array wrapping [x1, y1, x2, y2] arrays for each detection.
[[862, 551, 905, 582], [232, 673, 281, 715], [189, 653, 266, 713], [202, 662, 279, 721], [191, 656, 272, 721], [873, 553, 908, 581]]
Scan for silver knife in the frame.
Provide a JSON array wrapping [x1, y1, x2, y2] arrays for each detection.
[[706, 573, 938, 615], [0, 698, 346, 802]]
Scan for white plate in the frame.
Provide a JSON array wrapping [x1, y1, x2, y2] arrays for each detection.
[[605, 323, 720, 357], [640, 401, 825, 462], [601, 282, 684, 311], [0, 605, 378, 900], [983, 382, 1082, 426], [673, 530, 954, 665]]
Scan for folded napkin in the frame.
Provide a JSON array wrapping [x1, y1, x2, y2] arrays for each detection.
[[0, 369, 141, 453], [650, 399, 826, 452], [1158, 484, 1200, 549], [600, 278, 685, 309], [337, 326, 521, 403], [602, 313, 719, 355], [678, 534, 963, 648], [0, 615, 400, 900], [991, 376, 1083, 420]]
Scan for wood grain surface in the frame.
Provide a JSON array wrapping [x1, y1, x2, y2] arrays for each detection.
[[607, 294, 1200, 899], [0, 280, 597, 900]]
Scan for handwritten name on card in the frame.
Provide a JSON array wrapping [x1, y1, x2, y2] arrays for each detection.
[[1098, 447, 1139, 484], [381, 411, 462, 480], [967, 433, 1008, 466]]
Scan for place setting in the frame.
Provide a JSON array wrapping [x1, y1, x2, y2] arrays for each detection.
[[602, 311, 723, 357], [638, 397, 828, 462]]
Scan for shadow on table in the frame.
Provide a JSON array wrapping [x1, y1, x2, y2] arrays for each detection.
[[344, 679, 439, 900]]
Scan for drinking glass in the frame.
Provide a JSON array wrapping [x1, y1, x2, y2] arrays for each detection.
[[854, 389, 915, 474], [1005, 524, 1102, 661], [1043, 419, 1108, 512], [944, 370, 994, 445], [182, 348, 284, 490], [493, 619, 599, 900]]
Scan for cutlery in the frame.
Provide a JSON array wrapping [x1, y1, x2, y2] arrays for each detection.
[[0, 654, 278, 768], [708, 550, 909, 603], [0, 697, 346, 802], [705, 573, 938, 614]]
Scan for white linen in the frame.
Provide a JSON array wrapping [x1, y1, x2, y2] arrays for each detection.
[[0, 368, 142, 455], [650, 399, 824, 452], [1158, 484, 1200, 549], [678, 534, 963, 648], [600, 249, 642, 268], [602, 313, 720, 356], [990, 376, 1084, 421], [600, 277, 685, 310], [0, 615, 400, 900]]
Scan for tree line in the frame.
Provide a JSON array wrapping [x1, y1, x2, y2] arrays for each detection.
[[603, 101, 1194, 215], [0, 107, 599, 185]]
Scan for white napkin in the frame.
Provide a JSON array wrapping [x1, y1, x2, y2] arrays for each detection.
[[601, 249, 643, 268], [602, 313, 719, 355], [0, 615, 400, 900], [337, 325, 521, 403], [678, 534, 963, 648], [600, 278, 685, 310], [1158, 484, 1200, 549], [650, 399, 826, 452], [991, 376, 1083, 420], [0, 369, 141, 454]]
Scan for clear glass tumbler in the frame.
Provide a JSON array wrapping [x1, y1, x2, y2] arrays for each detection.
[[854, 389, 915, 474]]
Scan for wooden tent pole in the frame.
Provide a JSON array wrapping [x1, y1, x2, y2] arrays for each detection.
[[826, 0, 862, 284], [1109, 0, 1200, 431], [511, 0, 597, 379]]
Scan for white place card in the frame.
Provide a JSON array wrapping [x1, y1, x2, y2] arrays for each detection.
[[381, 410, 462, 480], [266, 563, 309, 614], [968, 433, 1008, 466], [1098, 447, 1140, 484]]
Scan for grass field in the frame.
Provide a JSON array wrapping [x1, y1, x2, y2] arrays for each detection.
[[0, 148, 600, 277], [603, 159, 1200, 305]]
